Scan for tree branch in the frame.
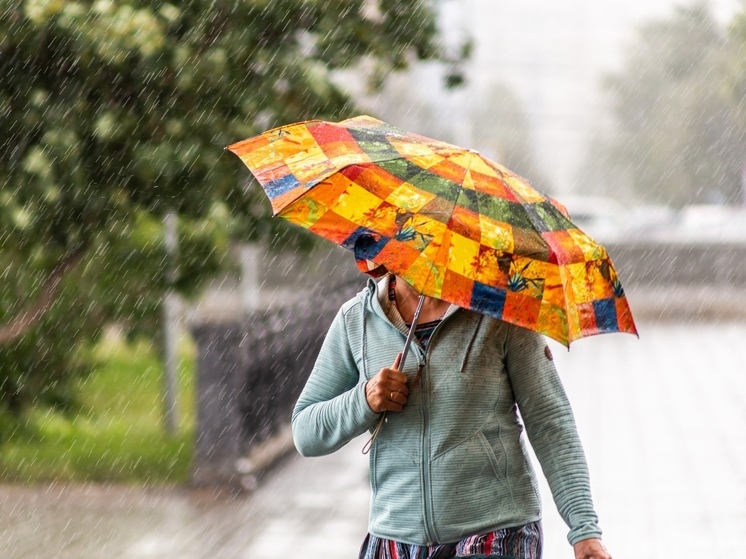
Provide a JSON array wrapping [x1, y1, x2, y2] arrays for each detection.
[[0, 249, 86, 346]]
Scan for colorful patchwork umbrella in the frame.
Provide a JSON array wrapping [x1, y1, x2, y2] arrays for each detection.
[[227, 115, 637, 347]]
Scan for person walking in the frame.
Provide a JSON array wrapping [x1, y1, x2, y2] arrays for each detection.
[[292, 268, 612, 559]]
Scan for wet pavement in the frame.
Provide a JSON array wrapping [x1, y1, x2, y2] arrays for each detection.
[[2, 320, 745, 558]]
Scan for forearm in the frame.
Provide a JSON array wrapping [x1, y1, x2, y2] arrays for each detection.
[[292, 379, 379, 456], [505, 326, 602, 544], [528, 416, 601, 544]]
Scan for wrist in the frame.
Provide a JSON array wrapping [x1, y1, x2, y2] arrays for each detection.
[[573, 537, 611, 559], [362, 380, 378, 414]]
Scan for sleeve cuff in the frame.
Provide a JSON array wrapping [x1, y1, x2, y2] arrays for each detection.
[[568, 524, 603, 546], [353, 380, 381, 427]]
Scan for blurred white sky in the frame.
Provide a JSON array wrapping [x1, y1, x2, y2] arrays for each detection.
[[352, 0, 743, 197]]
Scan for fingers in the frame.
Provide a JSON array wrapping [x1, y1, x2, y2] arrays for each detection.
[[381, 354, 408, 393], [389, 389, 406, 406], [366, 378, 409, 412], [365, 359, 411, 413], [377, 363, 409, 394], [391, 352, 402, 371]]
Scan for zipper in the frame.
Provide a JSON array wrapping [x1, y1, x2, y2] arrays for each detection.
[[370, 287, 459, 544], [419, 314, 452, 545], [418, 346, 437, 544]]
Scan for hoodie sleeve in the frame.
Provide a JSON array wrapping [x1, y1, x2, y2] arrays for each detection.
[[504, 325, 603, 546], [291, 303, 380, 457]]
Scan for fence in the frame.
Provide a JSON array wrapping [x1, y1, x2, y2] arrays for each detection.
[[606, 239, 746, 318], [190, 273, 364, 489]]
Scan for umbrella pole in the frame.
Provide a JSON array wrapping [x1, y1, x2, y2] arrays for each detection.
[[399, 295, 425, 372], [362, 295, 425, 455]]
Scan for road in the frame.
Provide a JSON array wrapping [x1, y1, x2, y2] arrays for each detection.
[[1, 320, 745, 558]]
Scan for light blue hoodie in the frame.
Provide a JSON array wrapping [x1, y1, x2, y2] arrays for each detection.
[[292, 276, 601, 546]]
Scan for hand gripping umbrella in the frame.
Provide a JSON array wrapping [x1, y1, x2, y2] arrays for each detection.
[[227, 115, 637, 356]]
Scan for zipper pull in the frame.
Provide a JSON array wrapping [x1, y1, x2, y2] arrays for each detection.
[[413, 363, 424, 388]]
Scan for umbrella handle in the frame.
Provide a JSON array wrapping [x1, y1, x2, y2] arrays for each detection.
[[363, 295, 425, 454]]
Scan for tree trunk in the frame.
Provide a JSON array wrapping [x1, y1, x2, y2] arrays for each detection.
[[0, 249, 86, 346]]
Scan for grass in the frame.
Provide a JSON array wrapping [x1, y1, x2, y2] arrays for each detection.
[[0, 332, 196, 484]]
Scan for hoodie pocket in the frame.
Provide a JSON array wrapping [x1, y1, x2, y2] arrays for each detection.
[[476, 429, 507, 480], [429, 430, 512, 537], [370, 436, 418, 498]]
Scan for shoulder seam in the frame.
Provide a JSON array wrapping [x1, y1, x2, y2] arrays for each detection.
[[341, 296, 363, 317]]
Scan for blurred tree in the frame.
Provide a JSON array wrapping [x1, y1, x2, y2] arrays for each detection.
[[721, 6, 746, 205], [578, 4, 746, 207], [471, 82, 550, 191], [0, 0, 444, 417]]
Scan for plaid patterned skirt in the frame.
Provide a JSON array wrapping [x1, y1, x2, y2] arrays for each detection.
[[358, 521, 542, 559]]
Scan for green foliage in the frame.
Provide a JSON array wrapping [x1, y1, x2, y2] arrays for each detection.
[[0, 210, 225, 414], [0, 0, 443, 416], [579, 4, 746, 207], [0, 335, 195, 483]]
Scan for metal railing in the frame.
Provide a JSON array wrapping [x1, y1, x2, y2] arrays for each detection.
[[190, 273, 364, 489]]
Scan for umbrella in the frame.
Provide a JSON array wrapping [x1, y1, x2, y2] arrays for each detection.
[[226, 115, 637, 349]]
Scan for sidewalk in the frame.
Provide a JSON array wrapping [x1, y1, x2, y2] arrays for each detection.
[[0, 438, 370, 559], [542, 320, 746, 558], [2, 320, 745, 558]]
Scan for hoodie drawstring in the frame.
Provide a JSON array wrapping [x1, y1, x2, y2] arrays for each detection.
[[361, 291, 386, 454], [459, 314, 483, 373]]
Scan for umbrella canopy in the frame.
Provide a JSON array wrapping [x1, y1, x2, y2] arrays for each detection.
[[227, 115, 637, 346]]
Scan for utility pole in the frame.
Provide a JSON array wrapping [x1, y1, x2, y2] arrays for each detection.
[[241, 243, 262, 313], [162, 210, 179, 437]]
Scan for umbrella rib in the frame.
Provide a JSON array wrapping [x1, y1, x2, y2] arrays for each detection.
[[446, 152, 479, 266], [511, 197, 571, 342], [413, 152, 481, 303], [278, 149, 460, 217]]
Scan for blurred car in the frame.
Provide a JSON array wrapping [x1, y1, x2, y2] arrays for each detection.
[[554, 195, 635, 242], [673, 205, 746, 242]]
